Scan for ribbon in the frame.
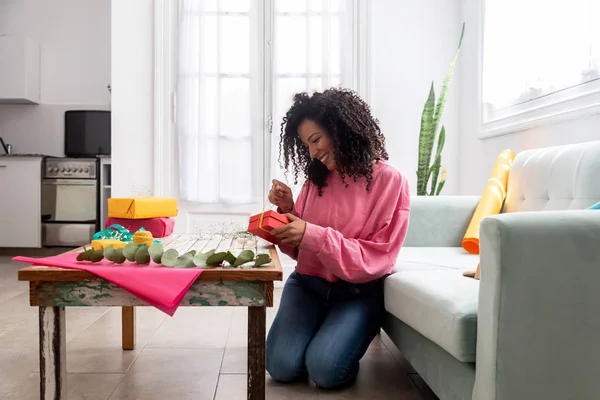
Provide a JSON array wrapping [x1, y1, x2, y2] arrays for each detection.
[[258, 211, 271, 235], [257, 181, 278, 235]]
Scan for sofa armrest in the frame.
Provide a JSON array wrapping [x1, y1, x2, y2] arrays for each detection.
[[403, 195, 480, 247], [474, 210, 600, 400]]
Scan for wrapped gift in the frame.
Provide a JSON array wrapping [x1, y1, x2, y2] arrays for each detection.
[[247, 210, 289, 244], [91, 239, 127, 251], [105, 217, 175, 238], [108, 197, 178, 219]]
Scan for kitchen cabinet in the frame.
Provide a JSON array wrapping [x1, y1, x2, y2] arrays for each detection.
[[0, 35, 41, 104], [0, 157, 42, 247]]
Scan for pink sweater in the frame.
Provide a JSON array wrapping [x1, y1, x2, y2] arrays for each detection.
[[278, 160, 411, 284]]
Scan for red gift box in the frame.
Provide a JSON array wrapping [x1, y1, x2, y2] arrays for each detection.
[[104, 217, 175, 238], [247, 210, 289, 244]]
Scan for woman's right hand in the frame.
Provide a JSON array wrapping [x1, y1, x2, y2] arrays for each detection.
[[268, 179, 294, 213]]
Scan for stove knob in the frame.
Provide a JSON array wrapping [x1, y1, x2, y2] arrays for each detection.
[[78, 168, 83, 172], [84, 168, 89, 173]]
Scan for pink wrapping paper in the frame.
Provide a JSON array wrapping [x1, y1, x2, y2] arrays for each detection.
[[13, 253, 203, 316], [104, 217, 175, 238]]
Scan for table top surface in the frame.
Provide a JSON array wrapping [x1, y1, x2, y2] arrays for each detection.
[[18, 233, 283, 282]]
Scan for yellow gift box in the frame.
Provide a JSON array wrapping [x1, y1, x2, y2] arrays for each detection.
[[107, 197, 178, 219], [91, 239, 127, 251]]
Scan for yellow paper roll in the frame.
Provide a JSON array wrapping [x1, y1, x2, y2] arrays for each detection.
[[462, 149, 516, 254]]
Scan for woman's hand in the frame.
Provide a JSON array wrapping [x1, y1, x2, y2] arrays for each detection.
[[268, 179, 294, 213], [271, 214, 306, 247]]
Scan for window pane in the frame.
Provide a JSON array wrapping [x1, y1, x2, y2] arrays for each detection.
[[309, 0, 342, 12], [201, 77, 218, 138], [308, 78, 322, 92], [308, 16, 322, 74], [182, 0, 217, 12], [219, 138, 252, 203], [276, 0, 307, 13], [177, 76, 199, 134], [220, 16, 250, 74], [179, 16, 200, 74], [275, 78, 307, 121], [220, 78, 250, 138], [179, 136, 219, 202], [219, 0, 250, 12], [483, 0, 598, 110], [328, 16, 341, 74], [275, 16, 307, 74], [329, 75, 341, 88], [201, 16, 218, 74], [178, 134, 197, 200], [197, 137, 219, 202]]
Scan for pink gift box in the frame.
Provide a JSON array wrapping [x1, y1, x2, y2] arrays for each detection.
[[104, 217, 175, 238]]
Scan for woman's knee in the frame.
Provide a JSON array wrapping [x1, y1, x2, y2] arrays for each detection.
[[266, 334, 306, 382], [305, 349, 358, 389]]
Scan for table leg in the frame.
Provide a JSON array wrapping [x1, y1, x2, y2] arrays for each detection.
[[122, 306, 135, 350], [39, 306, 66, 400], [248, 306, 266, 400]]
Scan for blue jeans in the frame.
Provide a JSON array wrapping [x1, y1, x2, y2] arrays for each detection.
[[266, 271, 386, 389]]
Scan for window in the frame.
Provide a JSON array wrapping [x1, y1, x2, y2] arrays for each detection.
[[171, 0, 366, 207], [481, 0, 600, 136]]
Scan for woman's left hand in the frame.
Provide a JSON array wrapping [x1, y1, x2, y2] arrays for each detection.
[[271, 213, 306, 247]]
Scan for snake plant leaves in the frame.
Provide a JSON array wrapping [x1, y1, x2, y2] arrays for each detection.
[[253, 253, 271, 268], [112, 248, 126, 264], [233, 250, 255, 267], [206, 251, 228, 266], [148, 243, 164, 263], [134, 245, 151, 265], [103, 245, 116, 262], [76, 249, 94, 262], [161, 248, 179, 267], [123, 243, 139, 262]]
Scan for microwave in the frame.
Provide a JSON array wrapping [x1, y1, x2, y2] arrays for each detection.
[[64, 110, 111, 158]]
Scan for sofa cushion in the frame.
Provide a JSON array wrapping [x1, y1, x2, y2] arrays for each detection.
[[395, 246, 479, 272], [386, 247, 480, 363]]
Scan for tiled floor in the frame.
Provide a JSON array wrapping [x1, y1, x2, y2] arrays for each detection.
[[0, 255, 438, 400]]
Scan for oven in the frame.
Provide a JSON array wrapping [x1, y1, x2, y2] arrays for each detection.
[[41, 158, 99, 247]]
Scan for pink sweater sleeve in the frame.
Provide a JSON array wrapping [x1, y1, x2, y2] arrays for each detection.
[[298, 177, 410, 283], [276, 184, 309, 261]]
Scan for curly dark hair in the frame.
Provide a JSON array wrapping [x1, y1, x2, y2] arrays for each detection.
[[278, 87, 389, 195]]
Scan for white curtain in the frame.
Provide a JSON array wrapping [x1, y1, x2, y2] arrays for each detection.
[[176, 0, 355, 205], [176, 0, 259, 204], [483, 0, 599, 113], [270, 0, 354, 199]]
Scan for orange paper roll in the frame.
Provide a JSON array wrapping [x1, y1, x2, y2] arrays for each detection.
[[462, 149, 516, 254]]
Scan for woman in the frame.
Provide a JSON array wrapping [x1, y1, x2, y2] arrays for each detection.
[[265, 87, 411, 390]]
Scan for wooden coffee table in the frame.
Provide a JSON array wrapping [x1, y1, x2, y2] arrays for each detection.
[[17, 233, 283, 400]]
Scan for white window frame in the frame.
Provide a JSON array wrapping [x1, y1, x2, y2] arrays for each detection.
[[153, 0, 371, 211], [478, 0, 600, 139]]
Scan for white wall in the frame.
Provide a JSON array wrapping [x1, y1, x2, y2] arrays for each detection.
[[0, 0, 110, 156], [370, 0, 462, 195], [458, 0, 600, 195], [110, 0, 154, 197]]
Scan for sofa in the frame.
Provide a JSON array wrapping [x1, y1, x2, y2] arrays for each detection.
[[383, 140, 600, 400]]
